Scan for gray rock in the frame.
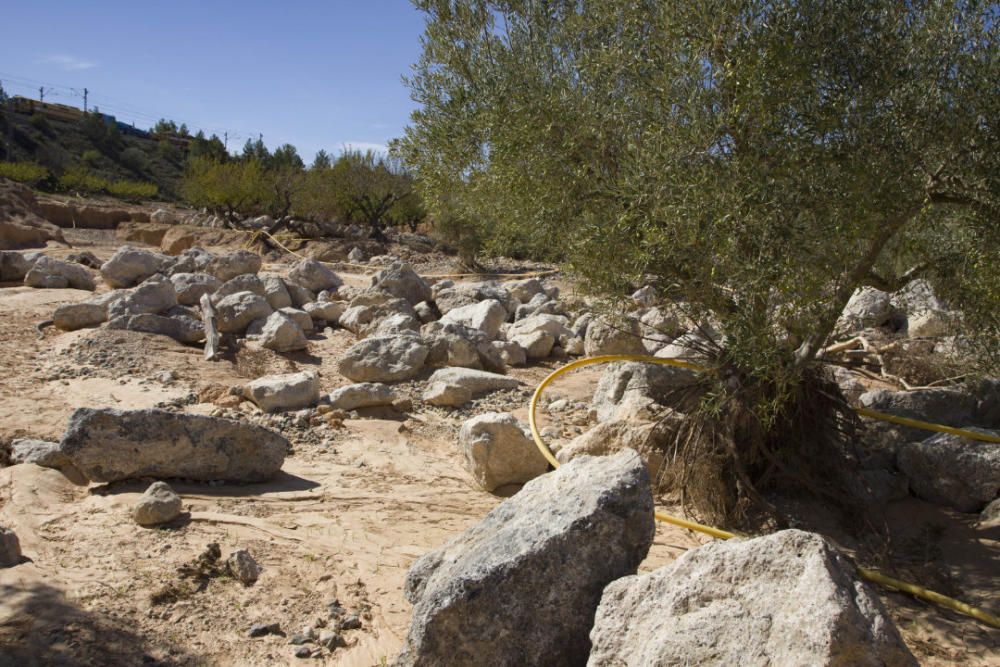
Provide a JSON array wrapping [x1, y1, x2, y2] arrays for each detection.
[[906, 309, 959, 338], [440, 299, 507, 339], [631, 285, 657, 307], [0, 527, 21, 568], [106, 312, 204, 344], [492, 340, 527, 367], [108, 274, 177, 318], [374, 312, 422, 336], [0, 251, 32, 282], [372, 261, 432, 305], [980, 497, 1000, 528], [256, 311, 308, 352], [414, 301, 438, 324], [10, 438, 70, 468], [25, 255, 96, 291], [227, 549, 262, 585], [328, 383, 398, 411], [395, 450, 654, 667], [424, 332, 482, 369], [101, 246, 173, 288], [459, 412, 548, 492], [514, 293, 562, 320], [588, 530, 916, 667], [338, 334, 429, 383], [215, 291, 274, 334], [584, 316, 645, 357], [53, 302, 107, 331], [244, 371, 321, 413], [279, 307, 314, 333], [263, 275, 293, 309], [593, 361, 698, 423], [510, 330, 555, 359], [170, 272, 223, 306], [859, 387, 979, 445], [205, 250, 261, 282], [59, 408, 288, 482], [557, 419, 674, 480], [506, 278, 545, 304], [133, 481, 183, 526], [303, 301, 345, 323], [421, 367, 521, 407], [897, 429, 1000, 512], [211, 273, 266, 304], [435, 282, 515, 316], [838, 286, 896, 332], [348, 247, 365, 263], [289, 259, 343, 292], [284, 281, 316, 308]]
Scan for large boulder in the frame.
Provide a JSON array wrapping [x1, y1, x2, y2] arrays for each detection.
[[106, 312, 204, 344], [59, 408, 288, 482], [100, 246, 173, 288], [439, 299, 506, 339], [588, 530, 916, 667], [338, 334, 429, 383], [244, 371, 320, 413], [262, 275, 292, 309], [24, 256, 96, 291], [584, 316, 645, 357], [896, 430, 1000, 512], [107, 274, 177, 318], [215, 291, 274, 334], [53, 302, 107, 331], [171, 272, 223, 306], [211, 273, 266, 303], [459, 412, 549, 492], [0, 251, 32, 282], [371, 261, 432, 305], [251, 311, 308, 353], [838, 286, 896, 333], [10, 438, 71, 469], [327, 383, 398, 411], [422, 367, 521, 407], [395, 450, 655, 666], [289, 259, 343, 292], [205, 250, 262, 282], [593, 361, 698, 423]]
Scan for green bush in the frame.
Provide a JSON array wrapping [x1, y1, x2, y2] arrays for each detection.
[[107, 179, 157, 201], [58, 166, 107, 193], [29, 113, 51, 134], [81, 149, 102, 167], [119, 146, 148, 173], [0, 161, 50, 186]]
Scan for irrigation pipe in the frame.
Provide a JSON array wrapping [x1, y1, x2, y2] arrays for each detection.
[[527, 354, 1000, 629]]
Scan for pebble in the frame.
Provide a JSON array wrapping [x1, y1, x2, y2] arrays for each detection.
[[341, 614, 362, 631], [294, 646, 312, 658], [319, 630, 344, 650]]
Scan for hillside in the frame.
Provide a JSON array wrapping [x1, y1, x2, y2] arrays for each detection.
[[0, 103, 187, 198]]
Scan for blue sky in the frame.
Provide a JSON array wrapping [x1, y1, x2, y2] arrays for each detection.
[[0, 1, 426, 163]]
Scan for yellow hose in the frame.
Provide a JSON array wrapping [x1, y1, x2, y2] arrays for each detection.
[[527, 354, 1000, 629]]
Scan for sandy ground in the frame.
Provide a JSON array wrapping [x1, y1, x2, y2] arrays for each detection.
[[0, 229, 997, 666]]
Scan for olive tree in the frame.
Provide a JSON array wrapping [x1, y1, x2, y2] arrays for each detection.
[[397, 0, 1000, 524]]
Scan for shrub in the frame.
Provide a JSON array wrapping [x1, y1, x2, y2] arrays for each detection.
[[106, 179, 157, 201], [58, 166, 107, 193], [119, 146, 148, 173], [81, 149, 102, 167], [0, 161, 50, 187], [29, 113, 51, 134]]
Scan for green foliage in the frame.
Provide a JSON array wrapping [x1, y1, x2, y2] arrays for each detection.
[[271, 143, 304, 171], [401, 0, 1000, 521], [182, 156, 270, 219], [106, 179, 158, 201], [81, 149, 101, 167], [302, 150, 418, 239], [119, 146, 149, 173], [57, 165, 157, 200], [29, 113, 51, 134], [0, 161, 49, 186], [311, 149, 331, 170]]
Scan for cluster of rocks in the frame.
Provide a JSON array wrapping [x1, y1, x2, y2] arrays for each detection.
[[393, 449, 916, 666]]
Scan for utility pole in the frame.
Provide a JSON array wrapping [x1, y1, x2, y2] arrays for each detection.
[[38, 86, 45, 102], [224, 131, 228, 150], [83, 88, 88, 113]]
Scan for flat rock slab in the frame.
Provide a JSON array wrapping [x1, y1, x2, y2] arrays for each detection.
[[59, 408, 288, 483]]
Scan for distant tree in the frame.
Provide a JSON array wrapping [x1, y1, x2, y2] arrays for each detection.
[[241, 138, 270, 166], [181, 156, 269, 221], [271, 143, 304, 171], [153, 119, 178, 135], [178, 123, 189, 138], [311, 149, 331, 170], [188, 130, 228, 163], [326, 150, 417, 241]]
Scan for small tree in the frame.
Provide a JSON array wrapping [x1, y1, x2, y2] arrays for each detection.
[[181, 156, 269, 222], [400, 0, 1000, 525], [311, 149, 332, 170], [327, 150, 417, 240]]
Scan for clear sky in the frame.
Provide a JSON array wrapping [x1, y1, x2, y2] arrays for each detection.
[[0, 0, 427, 163]]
